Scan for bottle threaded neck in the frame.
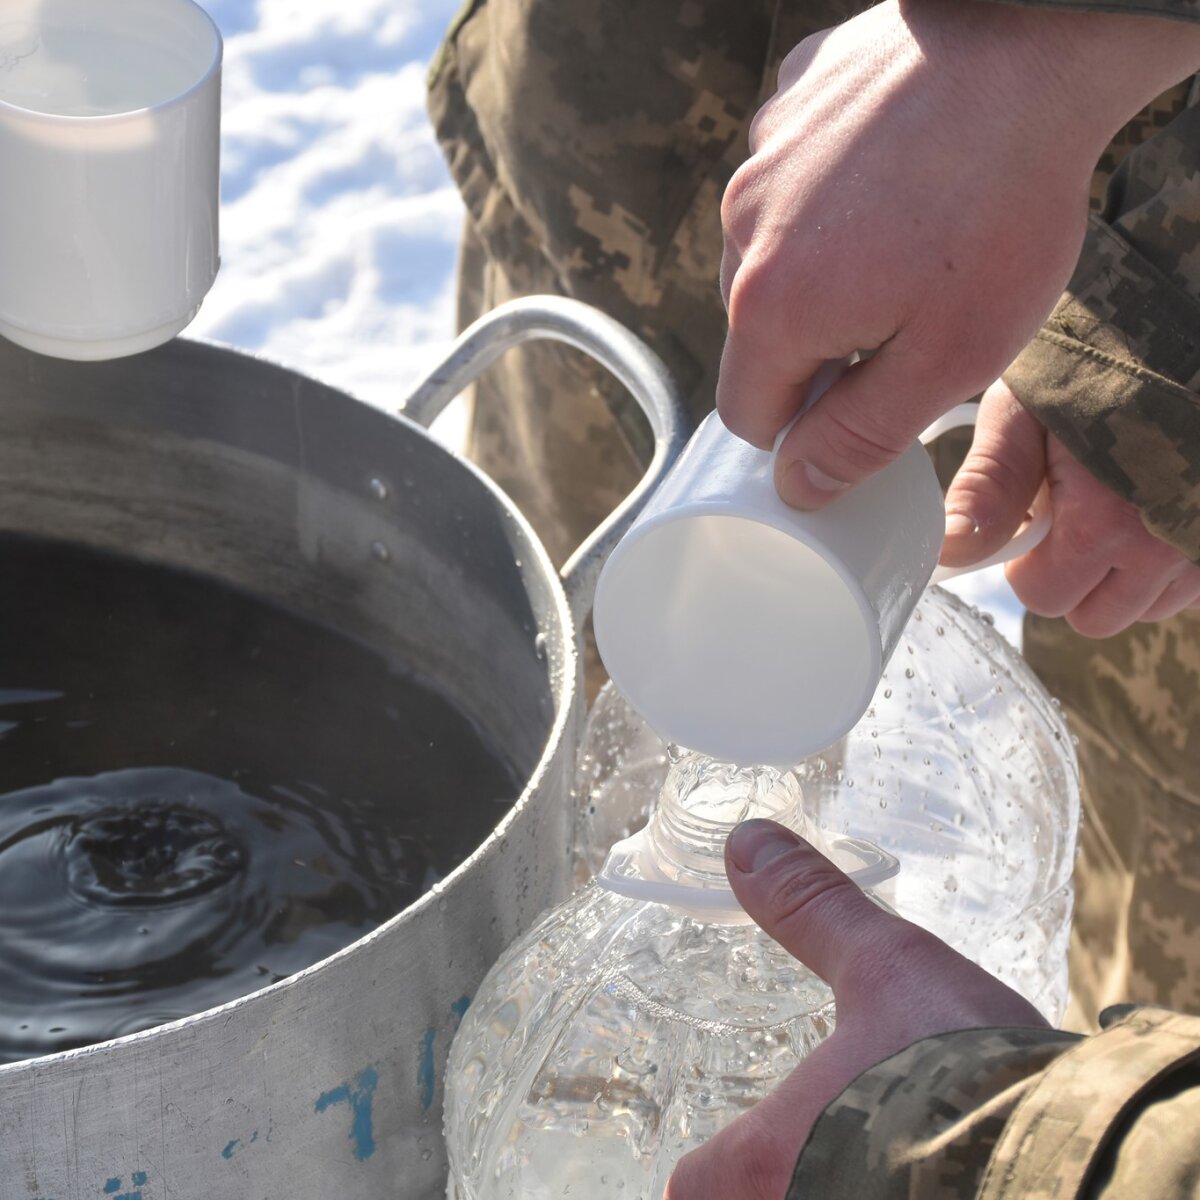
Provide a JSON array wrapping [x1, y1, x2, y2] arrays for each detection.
[[645, 751, 809, 886]]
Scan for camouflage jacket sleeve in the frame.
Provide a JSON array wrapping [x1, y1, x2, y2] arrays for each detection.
[[1003, 89, 1200, 563], [786, 1006, 1200, 1200]]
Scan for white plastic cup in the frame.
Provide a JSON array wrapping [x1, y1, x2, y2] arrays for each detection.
[[594, 365, 1048, 766], [0, 0, 221, 361]]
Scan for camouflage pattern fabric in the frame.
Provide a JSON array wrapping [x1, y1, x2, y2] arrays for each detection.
[[1088, 80, 1194, 211], [451, 218, 644, 573], [429, 0, 782, 571], [787, 1027, 1079, 1199], [1026, 612, 1200, 1030], [978, 1006, 1200, 1199], [788, 1006, 1200, 1199]]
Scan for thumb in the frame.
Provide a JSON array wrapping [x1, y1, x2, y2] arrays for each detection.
[[724, 819, 909, 995], [725, 819, 1049, 1031], [941, 380, 1046, 569]]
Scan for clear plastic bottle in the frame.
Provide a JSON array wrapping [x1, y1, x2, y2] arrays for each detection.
[[445, 753, 895, 1200], [572, 586, 1079, 1021], [571, 679, 669, 887]]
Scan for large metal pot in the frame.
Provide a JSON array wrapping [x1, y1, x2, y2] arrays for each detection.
[[0, 297, 688, 1199]]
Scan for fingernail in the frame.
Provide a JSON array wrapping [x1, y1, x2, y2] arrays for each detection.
[[801, 461, 850, 493], [777, 460, 850, 509], [728, 819, 800, 874], [944, 511, 977, 540]]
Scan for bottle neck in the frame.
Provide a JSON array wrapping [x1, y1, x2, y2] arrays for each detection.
[[644, 752, 810, 887]]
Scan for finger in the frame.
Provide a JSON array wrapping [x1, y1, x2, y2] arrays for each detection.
[[1064, 560, 1197, 637], [724, 820, 922, 997], [1065, 568, 1174, 639], [1005, 510, 1114, 617], [772, 342, 952, 510], [716, 333, 826, 452], [1139, 574, 1200, 624], [940, 381, 1045, 569], [664, 1028, 878, 1200], [724, 820, 1046, 1026], [667, 1102, 803, 1200]]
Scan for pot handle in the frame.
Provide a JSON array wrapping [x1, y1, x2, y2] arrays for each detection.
[[401, 295, 692, 625]]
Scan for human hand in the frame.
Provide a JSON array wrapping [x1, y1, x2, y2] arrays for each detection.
[[664, 820, 1045, 1200], [942, 380, 1200, 636], [717, 0, 1200, 510]]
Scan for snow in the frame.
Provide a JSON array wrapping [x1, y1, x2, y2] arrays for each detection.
[[191, 0, 1025, 650]]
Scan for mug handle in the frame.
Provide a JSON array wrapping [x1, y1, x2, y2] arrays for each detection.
[[918, 403, 1052, 584]]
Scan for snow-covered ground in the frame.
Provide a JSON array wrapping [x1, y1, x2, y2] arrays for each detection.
[[191, 0, 1024, 649]]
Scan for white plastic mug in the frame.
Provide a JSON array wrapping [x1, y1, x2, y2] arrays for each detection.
[[593, 364, 1049, 766], [0, 0, 221, 361]]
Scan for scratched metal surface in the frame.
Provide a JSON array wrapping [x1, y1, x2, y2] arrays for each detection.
[[0, 337, 580, 1200]]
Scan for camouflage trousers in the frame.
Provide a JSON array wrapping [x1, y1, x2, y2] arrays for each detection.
[[1027, 614, 1200, 1029], [430, 0, 1200, 1030]]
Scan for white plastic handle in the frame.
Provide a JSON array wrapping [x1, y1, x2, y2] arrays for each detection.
[[919, 403, 1052, 584]]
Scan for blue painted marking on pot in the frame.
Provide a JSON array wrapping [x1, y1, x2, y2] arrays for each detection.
[[221, 1139, 239, 1159], [315, 1066, 379, 1161], [419, 997, 472, 1110], [417, 1027, 437, 1110], [99, 1180, 144, 1200]]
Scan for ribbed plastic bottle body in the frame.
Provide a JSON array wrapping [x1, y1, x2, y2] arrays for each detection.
[[445, 882, 833, 1199]]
